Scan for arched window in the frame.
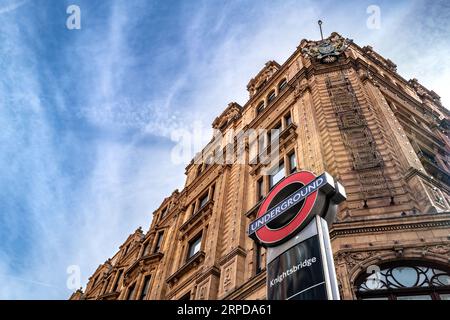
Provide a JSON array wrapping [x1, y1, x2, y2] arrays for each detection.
[[256, 101, 265, 115], [267, 90, 276, 104], [278, 79, 288, 92], [356, 261, 450, 300]]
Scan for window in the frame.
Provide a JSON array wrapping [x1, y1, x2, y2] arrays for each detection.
[[187, 234, 202, 260], [257, 178, 264, 201], [198, 193, 209, 210], [142, 241, 151, 256], [255, 243, 263, 274], [92, 275, 99, 287], [103, 276, 111, 294], [270, 122, 281, 144], [256, 101, 265, 115], [210, 184, 215, 201], [356, 261, 450, 300], [139, 275, 152, 300], [122, 244, 130, 257], [160, 206, 168, 220], [284, 113, 292, 127], [112, 269, 123, 292], [126, 283, 136, 300], [267, 90, 276, 103], [154, 232, 164, 253], [179, 292, 191, 300], [278, 79, 288, 92], [288, 152, 297, 173], [269, 162, 285, 190], [196, 164, 203, 177]]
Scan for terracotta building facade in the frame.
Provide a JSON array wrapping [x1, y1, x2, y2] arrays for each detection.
[[70, 32, 450, 301]]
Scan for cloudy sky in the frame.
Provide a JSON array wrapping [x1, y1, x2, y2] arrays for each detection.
[[0, 0, 449, 299]]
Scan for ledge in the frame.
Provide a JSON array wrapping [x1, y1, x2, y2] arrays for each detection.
[[330, 213, 450, 239], [123, 252, 164, 276], [166, 251, 206, 286], [179, 200, 214, 235], [245, 200, 263, 220], [97, 291, 120, 300]]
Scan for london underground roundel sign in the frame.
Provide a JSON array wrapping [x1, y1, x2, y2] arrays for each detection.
[[248, 171, 346, 247]]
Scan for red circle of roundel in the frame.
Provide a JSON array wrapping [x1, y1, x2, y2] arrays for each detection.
[[256, 171, 318, 245]]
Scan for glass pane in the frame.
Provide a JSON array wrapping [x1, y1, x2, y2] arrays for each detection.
[[392, 267, 418, 287], [189, 237, 202, 258], [397, 295, 432, 300], [362, 297, 389, 300], [439, 294, 450, 300], [199, 194, 208, 209], [285, 115, 292, 126], [289, 153, 296, 172], [436, 275, 450, 286], [270, 163, 284, 188]]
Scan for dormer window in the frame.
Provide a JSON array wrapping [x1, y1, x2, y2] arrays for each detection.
[[267, 90, 276, 104], [256, 101, 265, 115], [278, 79, 288, 92]]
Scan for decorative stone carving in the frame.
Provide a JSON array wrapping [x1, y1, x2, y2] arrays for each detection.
[[223, 264, 233, 293], [294, 78, 310, 98], [247, 60, 281, 97], [212, 102, 242, 131], [302, 32, 352, 64]]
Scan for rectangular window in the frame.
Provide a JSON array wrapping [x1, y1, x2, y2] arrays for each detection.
[[289, 152, 297, 173], [199, 193, 209, 210], [122, 244, 130, 257], [256, 102, 264, 115], [279, 79, 288, 92], [268, 91, 276, 103], [126, 283, 136, 300], [269, 162, 285, 190], [187, 234, 202, 260], [112, 269, 123, 292], [284, 113, 292, 126], [257, 178, 264, 201], [154, 232, 164, 253], [139, 275, 151, 300], [143, 241, 151, 256], [160, 206, 168, 219], [270, 122, 281, 144], [255, 243, 263, 274]]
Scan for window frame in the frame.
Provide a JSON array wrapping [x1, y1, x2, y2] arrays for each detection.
[[256, 101, 265, 115], [278, 79, 288, 92], [126, 282, 137, 300], [187, 233, 203, 261], [139, 275, 152, 300], [269, 161, 285, 190], [267, 90, 276, 104], [153, 231, 164, 253]]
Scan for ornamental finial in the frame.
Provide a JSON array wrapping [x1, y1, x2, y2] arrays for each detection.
[[318, 20, 324, 40]]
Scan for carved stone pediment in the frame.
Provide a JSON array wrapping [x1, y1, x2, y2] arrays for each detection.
[[301, 32, 352, 64], [247, 60, 281, 97], [212, 102, 242, 131]]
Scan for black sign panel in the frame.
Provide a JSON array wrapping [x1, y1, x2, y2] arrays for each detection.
[[267, 235, 327, 300]]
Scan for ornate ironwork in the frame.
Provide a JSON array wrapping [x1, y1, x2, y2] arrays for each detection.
[[358, 265, 450, 292]]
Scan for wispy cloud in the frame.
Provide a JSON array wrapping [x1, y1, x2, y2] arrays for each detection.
[[0, 0, 27, 15]]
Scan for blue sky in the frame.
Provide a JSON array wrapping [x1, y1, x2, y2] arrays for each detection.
[[0, 0, 449, 299]]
